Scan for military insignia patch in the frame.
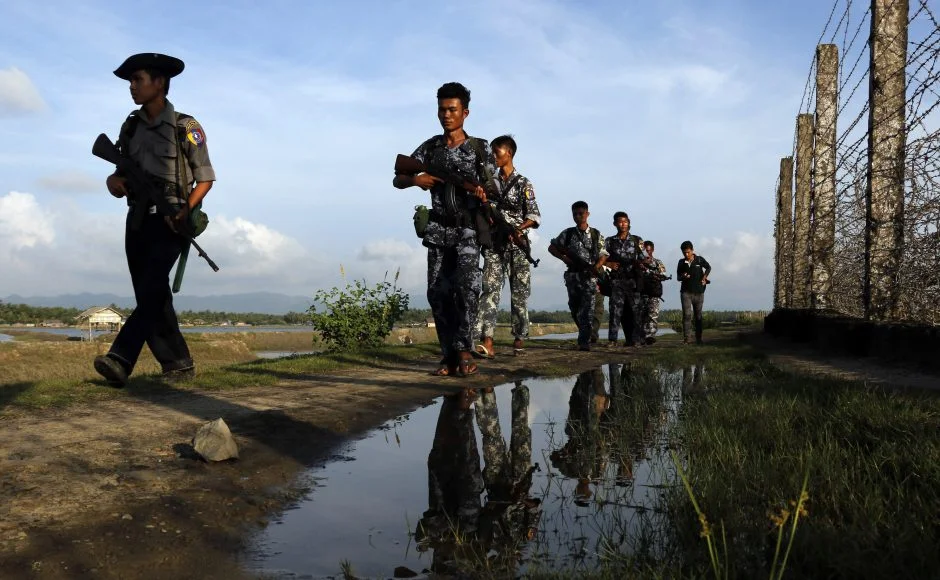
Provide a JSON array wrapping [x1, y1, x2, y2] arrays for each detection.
[[186, 123, 205, 147]]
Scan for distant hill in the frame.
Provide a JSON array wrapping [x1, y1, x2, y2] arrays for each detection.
[[4, 292, 314, 315]]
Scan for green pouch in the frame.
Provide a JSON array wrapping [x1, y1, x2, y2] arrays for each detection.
[[190, 206, 209, 237], [413, 204, 429, 238]]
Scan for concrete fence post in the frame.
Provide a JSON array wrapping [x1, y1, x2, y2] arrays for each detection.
[[774, 156, 794, 308], [812, 44, 839, 310], [792, 113, 815, 308], [865, 0, 908, 321]]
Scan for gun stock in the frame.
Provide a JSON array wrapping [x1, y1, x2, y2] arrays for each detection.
[[393, 154, 480, 193]]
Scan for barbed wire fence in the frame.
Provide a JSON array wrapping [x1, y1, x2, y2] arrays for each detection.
[[774, 0, 940, 325]]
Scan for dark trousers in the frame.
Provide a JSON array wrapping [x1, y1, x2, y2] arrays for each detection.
[[608, 280, 637, 343], [109, 212, 192, 373], [427, 237, 481, 364], [681, 291, 705, 341], [564, 271, 596, 346]]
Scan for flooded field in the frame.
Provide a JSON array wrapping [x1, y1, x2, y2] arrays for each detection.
[[246, 363, 703, 578]]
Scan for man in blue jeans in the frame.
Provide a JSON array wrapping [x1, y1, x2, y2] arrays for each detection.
[[676, 240, 711, 344]]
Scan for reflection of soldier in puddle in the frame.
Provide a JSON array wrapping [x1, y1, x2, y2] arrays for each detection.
[[415, 387, 484, 574], [549, 369, 609, 506], [682, 364, 705, 391], [474, 381, 542, 559], [604, 362, 670, 486]]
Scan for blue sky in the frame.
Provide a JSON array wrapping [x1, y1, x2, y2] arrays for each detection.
[[0, 0, 842, 311]]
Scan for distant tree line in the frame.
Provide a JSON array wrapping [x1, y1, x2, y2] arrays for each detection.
[[0, 301, 309, 326]]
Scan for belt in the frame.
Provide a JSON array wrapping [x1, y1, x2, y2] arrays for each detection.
[[428, 209, 469, 228]]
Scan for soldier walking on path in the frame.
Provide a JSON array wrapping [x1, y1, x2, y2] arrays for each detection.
[[94, 53, 215, 387], [604, 212, 644, 347], [393, 82, 498, 377], [638, 240, 669, 345], [473, 135, 541, 359], [548, 201, 608, 351]]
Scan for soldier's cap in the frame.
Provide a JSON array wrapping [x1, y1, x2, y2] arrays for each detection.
[[113, 53, 184, 80]]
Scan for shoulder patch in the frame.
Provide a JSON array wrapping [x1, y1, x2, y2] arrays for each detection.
[[184, 120, 206, 147]]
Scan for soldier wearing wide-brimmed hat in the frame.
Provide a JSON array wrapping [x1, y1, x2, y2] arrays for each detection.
[[94, 53, 216, 388]]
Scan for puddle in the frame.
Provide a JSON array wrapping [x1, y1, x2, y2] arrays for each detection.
[[255, 350, 319, 360], [0, 333, 12, 343], [247, 363, 704, 578]]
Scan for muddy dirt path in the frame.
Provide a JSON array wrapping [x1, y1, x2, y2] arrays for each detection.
[[0, 340, 655, 580]]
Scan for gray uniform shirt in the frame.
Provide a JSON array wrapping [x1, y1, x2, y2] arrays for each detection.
[[551, 226, 609, 268], [120, 99, 215, 204]]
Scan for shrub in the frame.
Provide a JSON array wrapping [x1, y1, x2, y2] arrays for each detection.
[[308, 270, 410, 351]]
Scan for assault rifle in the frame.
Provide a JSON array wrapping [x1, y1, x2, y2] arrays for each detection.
[[92, 133, 219, 273], [394, 154, 539, 266], [552, 245, 600, 277]]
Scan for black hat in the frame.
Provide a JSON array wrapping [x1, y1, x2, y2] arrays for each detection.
[[113, 53, 184, 80]]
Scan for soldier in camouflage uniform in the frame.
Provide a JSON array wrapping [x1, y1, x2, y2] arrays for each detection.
[[604, 212, 644, 346], [393, 82, 498, 377], [474, 382, 541, 561], [94, 53, 215, 387], [416, 388, 484, 574], [638, 240, 668, 344], [474, 135, 541, 358], [548, 201, 608, 351], [549, 369, 609, 506]]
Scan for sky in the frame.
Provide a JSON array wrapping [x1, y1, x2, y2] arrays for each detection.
[[0, 0, 842, 312]]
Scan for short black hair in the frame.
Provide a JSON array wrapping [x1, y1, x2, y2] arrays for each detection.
[[571, 201, 589, 212], [491, 134, 517, 157], [644, 240, 655, 249], [145, 68, 171, 95], [437, 82, 470, 108], [680, 240, 694, 251], [613, 211, 629, 222]]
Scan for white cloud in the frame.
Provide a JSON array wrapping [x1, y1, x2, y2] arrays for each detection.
[[0, 67, 45, 115], [0, 191, 54, 251]]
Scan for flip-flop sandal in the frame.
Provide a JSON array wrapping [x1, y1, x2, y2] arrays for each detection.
[[430, 366, 452, 376], [456, 360, 478, 377], [474, 344, 495, 359], [513, 348, 526, 357]]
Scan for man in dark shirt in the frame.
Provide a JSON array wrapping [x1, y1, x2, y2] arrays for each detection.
[[393, 82, 497, 377], [676, 240, 711, 344]]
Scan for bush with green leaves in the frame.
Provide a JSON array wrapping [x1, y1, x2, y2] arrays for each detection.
[[308, 271, 410, 351]]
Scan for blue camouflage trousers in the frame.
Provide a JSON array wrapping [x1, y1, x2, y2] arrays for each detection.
[[607, 279, 638, 343], [427, 234, 482, 363], [564, 271, 597, 346], [475, 246, 531, 340]]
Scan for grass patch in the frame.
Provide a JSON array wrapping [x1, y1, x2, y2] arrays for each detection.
[[639, 334, 940, 579], [0, 332, 441, 410]]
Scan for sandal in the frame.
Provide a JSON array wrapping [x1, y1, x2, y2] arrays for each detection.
[[512, 339, 525, 357], [474, 343, 495, 359], [431, 358, 457, 377], [456, 354, 478, 378]]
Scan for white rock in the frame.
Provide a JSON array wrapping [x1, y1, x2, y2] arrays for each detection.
[[192, 418, 239, 462]]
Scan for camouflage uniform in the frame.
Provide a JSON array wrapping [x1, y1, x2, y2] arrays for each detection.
[[551, 227, 608, 347], [474, 382, 541, 561], [549, 369, 609, 500], [417, 391, 483, 550], [410, 134, 498, 364], [638, 256, 667, 341], [590, 290, 605, 342], [475, 171, 541, 341], [604, 234, 643, 344]]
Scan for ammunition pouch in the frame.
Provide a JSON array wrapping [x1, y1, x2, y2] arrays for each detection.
[[413, 205, 430, 238]]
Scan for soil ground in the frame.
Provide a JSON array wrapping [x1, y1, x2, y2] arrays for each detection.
[[1, 331, 937, 579]]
